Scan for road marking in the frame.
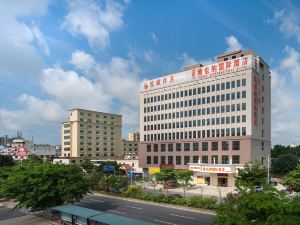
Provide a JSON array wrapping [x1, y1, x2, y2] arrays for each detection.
[[170, 213, 195, 220], [125, 206, 142, 210], [108, 210, 126, 215], [89, 199, 104, 203], [154, 220, 177, 225]]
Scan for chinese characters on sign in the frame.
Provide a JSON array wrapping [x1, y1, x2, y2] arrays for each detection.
[[142, 56, 253, 91], [189, 165, 232, 173]]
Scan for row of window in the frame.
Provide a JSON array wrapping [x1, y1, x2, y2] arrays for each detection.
[[144, 79, 247, 104], [144, 116, 247, 131], [146, 155, 240, 165], [79, 112, 116, 120], [144, 105, 247, 123], [144, 92, 247, 113], [144, 128, 246, 141], [146, 141, 240, 152]]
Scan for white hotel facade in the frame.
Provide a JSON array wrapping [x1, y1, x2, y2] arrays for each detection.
[[139, 50, 271, 187]]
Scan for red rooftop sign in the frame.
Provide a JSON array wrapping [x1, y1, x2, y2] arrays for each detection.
[[141, 55, 254, 91]]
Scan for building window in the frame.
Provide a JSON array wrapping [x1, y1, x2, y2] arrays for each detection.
[[222, 141, 229, 151], [168, 156, 173, 164], [161, 144, 166, 152], [202, 142, 208, 151], [161, 156, 166, 164], [222, 155, 229, 164], [147, 144, 151, 152], [232, 141, 240, 150], [168, 143, 173, 152], [202, 155, 208, 164], [211, 155, 218, 164], [176, 156, 181, 165], [184, 143, 190, 151], [176, 143, 181, 151], [193, 156, 199, 163], [147, 156, 151, 164], [212, 142, 218, 151], [193, 142, 199, 151], [232, 155, 240, 164], [184, 156, 190, 165], [153, 156, 158, 164]]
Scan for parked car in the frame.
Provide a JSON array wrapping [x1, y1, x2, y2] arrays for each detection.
[[254, 186, 263, 192]]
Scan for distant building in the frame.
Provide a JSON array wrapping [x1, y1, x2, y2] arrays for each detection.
[[28, 144, 58, 160], [122, 139, 138, 159], [61, 108, 122, 162], [128, 132, 140, 141]]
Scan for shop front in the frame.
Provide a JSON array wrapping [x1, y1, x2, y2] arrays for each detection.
[[189, 163, 243, 187]]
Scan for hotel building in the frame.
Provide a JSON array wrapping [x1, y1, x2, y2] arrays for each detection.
[[139, 50, 271, 186], [61, 109, 122, 163]]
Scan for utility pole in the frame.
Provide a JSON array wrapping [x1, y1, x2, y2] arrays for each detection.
[[267, 155, 270, 188]]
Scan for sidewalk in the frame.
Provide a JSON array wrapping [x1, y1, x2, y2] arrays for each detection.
[[140, 183, 235, 200]]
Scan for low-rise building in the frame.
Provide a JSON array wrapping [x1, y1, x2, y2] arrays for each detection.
[[122, 139, 138, 159], [28, 144, 58, 161]]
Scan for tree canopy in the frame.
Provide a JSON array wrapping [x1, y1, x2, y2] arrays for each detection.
[[1, 163, 90, 210], [235, 162, 267, 191], [271, 154, 299, 175], [283, 165, 300, 192], [0, 155, 14, 167]]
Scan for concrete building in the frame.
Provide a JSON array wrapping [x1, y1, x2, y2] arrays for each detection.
[[61, 109, 122, 161], [139, 49, 271, 186], [28, 144, 58, 160], [122, 139, 138, 159], [128, 132, 140, 141]]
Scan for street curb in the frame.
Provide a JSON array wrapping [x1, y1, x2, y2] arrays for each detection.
[[89, 192, 216, 216]]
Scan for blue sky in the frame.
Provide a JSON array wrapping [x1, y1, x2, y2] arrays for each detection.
[[0, 0, 300, 145]]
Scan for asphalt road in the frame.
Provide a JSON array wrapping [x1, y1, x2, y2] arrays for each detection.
[[79, 194, 215, 225], [0, 206, 26, 221]]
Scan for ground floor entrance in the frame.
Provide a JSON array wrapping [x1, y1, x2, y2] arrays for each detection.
[[193, 172, 235, 187]]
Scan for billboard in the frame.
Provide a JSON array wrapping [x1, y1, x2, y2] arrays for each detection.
[[17, 146, 28, 157]]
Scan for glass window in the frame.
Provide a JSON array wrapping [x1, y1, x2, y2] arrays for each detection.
[[168, 143, 173, 152], [211, 155, 218, 164], [202, 142, 208, 151], [202, 155, 208, 164], [232, 155, 240, 164], [147, 156, 151, 164], [193, 142, 199, 151], [212, 142, 218, 151], [184, 156, 190, 165], [222, 155, 229, 164], [176, 143, 181, 151], [154, 144, 158, 152], [147, 144, 151, 152], [193, 156, 199, 163], [222, 141, 229, 150], [168, 156, 173, 164], [184, 143, 190, 151], [161, 156, 166, 164], [161, 144, 166, 152], [153, 156, 158, 164], [176, 156, 181, 165], [232, 141, 240, 150]]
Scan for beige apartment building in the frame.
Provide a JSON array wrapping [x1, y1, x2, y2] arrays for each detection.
[[61, 109, 122, 162], [128, 132, 140, 141], [139, 50, 271, 186], [122, 139, 139, 159]]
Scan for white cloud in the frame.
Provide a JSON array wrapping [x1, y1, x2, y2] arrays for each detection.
[[150, 32, 158, 44], [179, 53, 215, 69], [225, 35, 242, 52], [270, 10, 300, 43], [41, 67, 112, 112], [69, 50, 95, 71], [62, 0, 127, 49], [31, 24, 50, 56], [0, 1, 51, 16], [143, 50, 155, 63], [280, 46, 300, 82], [271, 47, 300, 145]]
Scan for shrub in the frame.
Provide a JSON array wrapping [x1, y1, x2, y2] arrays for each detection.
[[122, 185, 142, 198], [186, 196, 218, 209]]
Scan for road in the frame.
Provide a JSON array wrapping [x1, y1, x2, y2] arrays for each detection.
[[79, 194, 215, 225]]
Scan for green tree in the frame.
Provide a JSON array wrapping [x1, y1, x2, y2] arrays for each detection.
[[213, 192, 300, 225], [235, 162, 267, 192], [176, 169, 194, 199], [23, 154, 43, 165], [98, 174, 128, 193], [283, 165, 300, 192], [0, 155, 14, 167], [272, 154, 299, 175], [80, 158, 95, 174], [155, 168, 177, 195], [1, 163, 89, 210]]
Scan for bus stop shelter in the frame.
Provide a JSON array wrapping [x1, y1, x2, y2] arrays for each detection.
[[51, 205, 157, 225]]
